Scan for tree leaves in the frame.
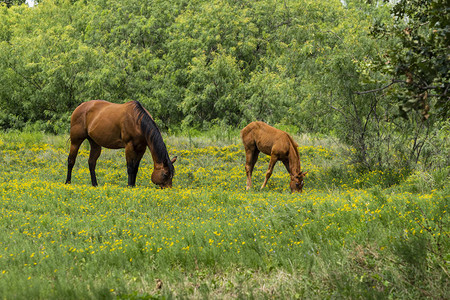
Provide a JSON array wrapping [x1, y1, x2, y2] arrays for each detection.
[[370, 0, 449, 120], [0, 0, 377, 131], [1, 0, 446, 139]]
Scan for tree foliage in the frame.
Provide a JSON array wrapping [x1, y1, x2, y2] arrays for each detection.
[[369, 0, 449, 120], [0, 0, 372, 129], [0, 0, 27, 8], [0, 0, 448, 169]]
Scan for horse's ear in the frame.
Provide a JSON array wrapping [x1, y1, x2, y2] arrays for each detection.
[[171, 156, 178, 164]]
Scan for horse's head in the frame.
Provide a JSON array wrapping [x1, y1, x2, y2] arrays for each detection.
[[290, 171, 308, 193], [151, 156, 177, 188]]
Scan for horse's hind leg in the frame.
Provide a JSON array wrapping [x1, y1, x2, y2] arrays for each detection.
[[244, 147, 259, 190], [88, 138, 102, 187], [261, 155, 278, 189], [65, 138, 84, 184]]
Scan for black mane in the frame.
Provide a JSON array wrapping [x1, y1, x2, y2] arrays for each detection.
[[133, 101, 174, 176]]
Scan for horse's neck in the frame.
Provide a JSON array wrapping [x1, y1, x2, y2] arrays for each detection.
[[288, 144, 301, 175], [134, 103, 168, 169], [147, 143, 165, 169]]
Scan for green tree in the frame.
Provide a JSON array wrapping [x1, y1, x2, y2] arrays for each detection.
[[2, 0, 446, 172], [244, 68, 295, 126], [0, 0, 27, 8], [182, 50, 244, 128], [369, 0, 449, 120]]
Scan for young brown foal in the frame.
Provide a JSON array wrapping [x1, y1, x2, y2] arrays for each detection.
[[241, 121, 307, 192]]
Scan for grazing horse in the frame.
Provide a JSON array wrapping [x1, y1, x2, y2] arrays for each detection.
[[65, 100, 177, 188], [241, 121, 307, 192]]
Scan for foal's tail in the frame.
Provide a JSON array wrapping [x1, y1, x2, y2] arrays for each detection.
[[240, 122, 254, 141]]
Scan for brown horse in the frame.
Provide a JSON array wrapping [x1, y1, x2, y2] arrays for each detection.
[[65, 100, 177, 188], [241, 121, 307, 192]]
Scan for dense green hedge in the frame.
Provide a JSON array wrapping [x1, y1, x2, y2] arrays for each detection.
[[0, 0, 382, 131], [1, 0, 448, 170]]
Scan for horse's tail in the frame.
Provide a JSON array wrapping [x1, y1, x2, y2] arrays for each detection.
[[240, 121, 257, 142], [240, 124, 249, 141]]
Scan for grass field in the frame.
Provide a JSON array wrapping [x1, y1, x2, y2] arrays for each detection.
[[0, 131, 448, 299]]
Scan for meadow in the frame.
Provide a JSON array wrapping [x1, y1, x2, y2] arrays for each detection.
[[0, 131, 448, 299]]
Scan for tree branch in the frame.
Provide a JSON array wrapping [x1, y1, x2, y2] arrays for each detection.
[[7, 63, 43, 91], [329, 105, 347, 117], [355, 80, 404, 95]]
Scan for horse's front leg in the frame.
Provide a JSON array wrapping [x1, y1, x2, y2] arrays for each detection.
[[261, 155, 278, 189], [125, 143, 145, 187], [88, 139, 102, 187], [281, 159, 290, 173]]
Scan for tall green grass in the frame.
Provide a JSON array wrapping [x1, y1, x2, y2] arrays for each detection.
[[0, 131, 448, 299]]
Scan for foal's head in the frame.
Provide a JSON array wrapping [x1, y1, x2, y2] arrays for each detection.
[[290, 171, 308, 193], [151, 156, 177, 188]]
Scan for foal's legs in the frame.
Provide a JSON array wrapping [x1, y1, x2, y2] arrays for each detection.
[[88, 138, 102, 187], [261, 155, 278, 189], [282, 159, 290, 173], [125, 143, 146, 187], [244, 147, 259, 190], [65, 137, 84, 184]]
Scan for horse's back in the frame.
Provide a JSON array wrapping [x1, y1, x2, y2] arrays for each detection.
[[70, 100, 120, 124], [241, 121, 292, 155], [70, 100, 138, 148]]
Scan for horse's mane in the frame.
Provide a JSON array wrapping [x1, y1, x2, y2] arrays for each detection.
[[286, 133, 300, 159], [133, 101, 175, 176]]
